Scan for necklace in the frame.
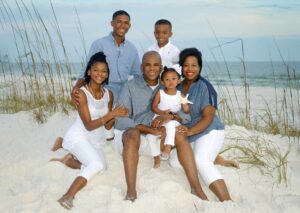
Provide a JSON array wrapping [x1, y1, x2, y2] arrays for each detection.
[[87, 83, 103, 99]]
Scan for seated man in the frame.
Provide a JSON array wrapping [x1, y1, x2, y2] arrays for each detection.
[[114, 51, 208, 201]]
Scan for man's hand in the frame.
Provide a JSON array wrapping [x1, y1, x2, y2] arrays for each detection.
[[151, 114, 172, 128]]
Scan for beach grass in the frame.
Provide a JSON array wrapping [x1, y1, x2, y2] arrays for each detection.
[[221, 132, 289, 184]]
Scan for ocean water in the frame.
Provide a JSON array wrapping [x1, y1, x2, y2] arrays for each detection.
[[1, 61, 299, 88], [201, 61, 300, 88]]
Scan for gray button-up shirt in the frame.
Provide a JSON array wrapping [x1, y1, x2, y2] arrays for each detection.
[[115, 75, 161, 130], [79, 33, 141, 84]]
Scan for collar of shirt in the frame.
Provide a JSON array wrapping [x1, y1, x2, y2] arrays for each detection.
[[154, 41, 171, 50], [109, 32, 126, 46], [135, 74, 161, 90]]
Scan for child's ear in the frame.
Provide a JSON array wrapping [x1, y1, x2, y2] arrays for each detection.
[[87, 70, 91, 76], [170, 31, 173, 37]]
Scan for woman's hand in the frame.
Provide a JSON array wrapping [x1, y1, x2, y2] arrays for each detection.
[[176, 125, 188, 136]]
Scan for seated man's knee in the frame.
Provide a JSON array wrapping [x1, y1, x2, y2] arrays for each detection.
[[122, 128, 140, 148]]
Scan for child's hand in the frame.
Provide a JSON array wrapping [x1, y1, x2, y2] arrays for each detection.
[[163, 109, 171, 115], [180, 94, 193, 104], [111, 105, 129, 117]]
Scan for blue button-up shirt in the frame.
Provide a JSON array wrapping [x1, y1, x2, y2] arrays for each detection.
[[79, 33, 141, 84], [115, 75, 161, 130], [178, 78, 224, 142]]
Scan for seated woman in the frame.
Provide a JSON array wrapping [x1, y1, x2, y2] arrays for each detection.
[[53, 52, 128, 209], [170, 47, 235, 201]]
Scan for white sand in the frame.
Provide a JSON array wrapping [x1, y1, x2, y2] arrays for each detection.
[[0, 110, 299, 213]]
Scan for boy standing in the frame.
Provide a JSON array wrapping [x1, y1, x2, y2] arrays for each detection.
[[148, 19, 180, 73], [72, 10, 140, 104]]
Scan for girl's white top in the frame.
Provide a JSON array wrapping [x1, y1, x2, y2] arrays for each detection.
[[62, 86, 110, 150], [158, 89, 181, 113]]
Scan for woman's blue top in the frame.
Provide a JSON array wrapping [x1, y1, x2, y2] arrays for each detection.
[[177, 77, 224, 142]]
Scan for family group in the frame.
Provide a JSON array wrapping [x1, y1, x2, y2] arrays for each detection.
[[50, 10, 238, 210]]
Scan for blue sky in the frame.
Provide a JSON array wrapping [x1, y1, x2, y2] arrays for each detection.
[[1, 0, 300, 62]]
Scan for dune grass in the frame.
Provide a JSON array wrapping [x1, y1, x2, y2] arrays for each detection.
[[0, 0, 298, 184], [0, 0, 77, 117], [221, 131, 289, 184]]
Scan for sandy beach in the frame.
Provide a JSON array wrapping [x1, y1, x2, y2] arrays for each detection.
[[0, 86, 299, 212]]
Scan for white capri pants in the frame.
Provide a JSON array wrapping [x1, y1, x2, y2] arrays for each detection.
[[163, 120, 181, 146], [114, 129, 161, 157], [169, 129, 224, 186], [69, 140, 107, 181], [145, 120, 180, 156]]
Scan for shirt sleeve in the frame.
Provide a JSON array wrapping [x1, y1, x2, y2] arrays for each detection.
[[199, 84, 211, 111], [130, 50, 141, 76], [78, 40, 103, 79], [172, 46, 180, 64], [115, 83, 138, 130]]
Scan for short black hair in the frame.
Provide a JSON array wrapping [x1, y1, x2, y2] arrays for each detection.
[[161, 66, 180, 81], [142, 51, 162, 65], [155, 19, 172, 30], [179, 48, 203, 70], [84, 52, 110, 85], [112, 10, 130, 20]]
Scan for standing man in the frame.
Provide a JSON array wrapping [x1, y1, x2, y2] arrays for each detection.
[[114, 51, 208, 201], [72, 10, 140, 102]]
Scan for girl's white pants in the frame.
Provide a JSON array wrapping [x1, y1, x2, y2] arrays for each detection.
[[69, 140, 106, 181]]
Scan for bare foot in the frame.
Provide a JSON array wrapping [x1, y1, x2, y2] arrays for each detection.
[[222, 160, 240, 169], [160, 145, 172, 160], [191, 188, 209, 201], [51, 137, 63, 151], [125, 191, 137, 202], [214, 156, 239, 169], [50, 153, 81, 169], [153, 156, 160, 168], [106, 137, 114, 141], [125, 194, 137, 202], [58, 195, 74, 210]]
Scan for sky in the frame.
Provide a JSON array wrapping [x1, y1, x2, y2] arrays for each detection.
[[0, 0, 300, 62]]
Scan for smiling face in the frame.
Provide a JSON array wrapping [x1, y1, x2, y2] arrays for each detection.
[[141, 52, 162, 86], [182, 56, 201, 81], [154, 24, 172, 48], [88, 62, 108, 85], [111, 14, 131, 39]]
